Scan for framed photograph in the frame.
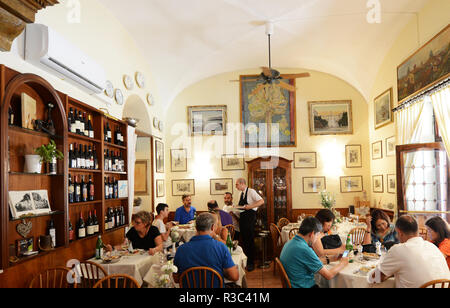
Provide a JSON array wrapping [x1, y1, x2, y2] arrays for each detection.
[[374, 88, 393, 129], [16, 238, 34, 257], [294, 152, 317, 169], [134, 160, 148, 195], [372, 140, 383, 160], [386, 136, 396, 157], [340, 176, 363, 193], [373, 175, 384, 193], [30, 190, 51, 214], [240, 75, 296, 147], [387, 174, 396, 194], [8, 191, 35, 219], [21, 93, 36, 130], [302, 177, 326, 194], [308, 100, 353, 135], [188, 105, 227, 136], [172, 179, 195, 196], [345, 145, 362, 168], [118, 180, 129, 198], [155, 140, 164, 173], [210, 178, 233, 195], [221, 154, 245, 171], [156, 180, 165, 198], [397, 24, 450, 104], [171, 149, 187, 172]]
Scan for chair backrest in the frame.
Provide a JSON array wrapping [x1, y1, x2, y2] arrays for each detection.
[[224, 224, 235, 240], [418, 227, 428, 240], [179, 266, 223, 288], [277, 218, 290, 229], [93, 274, 140, 288], [348, 227, 367, 246], [275, 257, 292, 288], [420, 279, 450, 288], [29, 267, 76, 288], [288, 228, 299, 240], [75, 261, 108, 288], [269, 223, 283, 256]]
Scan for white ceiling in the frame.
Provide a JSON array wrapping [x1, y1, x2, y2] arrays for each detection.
[[98, 0, 429, 113]]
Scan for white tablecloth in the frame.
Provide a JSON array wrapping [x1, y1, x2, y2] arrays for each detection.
[[229, 246, 247, 287], [172, 225, 196, 243], [281, 223, 301, 244]]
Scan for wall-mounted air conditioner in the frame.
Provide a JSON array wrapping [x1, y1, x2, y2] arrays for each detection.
[[25, 24, 106, 94]]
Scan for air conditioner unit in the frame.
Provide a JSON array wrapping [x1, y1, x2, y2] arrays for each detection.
[[25, 24, 106, 94]]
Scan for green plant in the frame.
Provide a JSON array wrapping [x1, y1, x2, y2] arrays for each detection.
[[34, 139, 64, 163]]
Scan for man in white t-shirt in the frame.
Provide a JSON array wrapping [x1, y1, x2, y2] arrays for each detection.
[[153, 203, 173, 249], [372, 215, 450, 288], [235, 178, 264, 271], [222, 192, 240, 240]]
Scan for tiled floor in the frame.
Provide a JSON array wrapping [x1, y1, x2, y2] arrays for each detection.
[[245, 261, 283, 288]]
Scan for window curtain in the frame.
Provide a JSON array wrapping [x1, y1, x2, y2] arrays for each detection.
[[127, 126, 137, 225], [429, 84, 450, 158]]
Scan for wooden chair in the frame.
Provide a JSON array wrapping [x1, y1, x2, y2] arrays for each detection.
[[348, 227, 367, 246], [277, 217, 290, 230], [224, 224, 235, 240], [288, 228, 299, 240], [179, 266, 223, 288], [74, 260, 108, 288], [269, 223, 283, 275], [29, 267, 77, 288], [275, 257, 291, 288], [420, 279, 450, 288], [93, 274, 140, 288], [418, 227, 428, 240]]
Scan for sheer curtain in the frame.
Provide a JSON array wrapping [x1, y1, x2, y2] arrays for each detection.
[[430, 84, 450, 158], [127, 126, 137, 225]]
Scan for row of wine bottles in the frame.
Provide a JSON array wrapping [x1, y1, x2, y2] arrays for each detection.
[[104, 149, 125, 172], [68, 107, 94, 138], [105, 206, 127, 230], [104, 122, 125, 146], [69, 143, 99, 170], [105, 177, 120, 200], [69, 174, 95, 203]]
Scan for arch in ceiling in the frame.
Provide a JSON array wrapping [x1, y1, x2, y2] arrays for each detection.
[[122, 94, 152, 135]]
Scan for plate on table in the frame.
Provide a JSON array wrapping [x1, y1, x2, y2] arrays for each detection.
[[362, 252, 380, 260], [356, 265, 376, 276], [101, 255, 121, 264]]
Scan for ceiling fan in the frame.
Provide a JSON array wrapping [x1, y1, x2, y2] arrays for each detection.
[[231, 21, 310, 93]]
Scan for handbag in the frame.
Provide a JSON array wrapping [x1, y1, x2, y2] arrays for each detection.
[[321, 234, 342, 249]]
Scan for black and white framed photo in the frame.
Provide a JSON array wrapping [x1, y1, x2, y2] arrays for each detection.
[[188, 105, 227, 136], [155, 140, 164, 173], [340, 176, 363, 193], [171, 149, 187, 172], [156, 180, 165, 198], [30, 190, 51, 215], [221, 154, 245, 171], [294, 152, 317, 169], [210, 178, 233, 195], [372, 140, 383, 160], [387, 174, 396, 194], [302, 177, 326, 193], [8, 191, 35, 219], [172, 179, 195, 196], [345, 145, 362, 168], [386, 136, 396, 157], [372, 175, 384, 193]]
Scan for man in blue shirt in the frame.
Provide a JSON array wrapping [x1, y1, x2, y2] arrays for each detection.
[[174, 212, 239, 287], [280, 216, 349, 288], [174, 195, 196, 224]]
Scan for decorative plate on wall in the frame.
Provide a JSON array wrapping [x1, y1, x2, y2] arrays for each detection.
[[153, 117, 159, 128], [135, 72, 146, 88], [105, 80, 114, 98], [115, 89, 124, 105], [123, 74, 134, 90], [147, 93, 154, 106], [158, 121, 163, 132]]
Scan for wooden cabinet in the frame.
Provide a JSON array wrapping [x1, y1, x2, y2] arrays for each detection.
[[247, 156, 292, 230]]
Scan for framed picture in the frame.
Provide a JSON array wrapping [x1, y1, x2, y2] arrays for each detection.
[[374, 88, 393, 129], [372, 140, 383, 160], [397, 24, 450, 104], [188, 105, 227, 136], [171, 149, 187, 172], [21, 93, 36, 130], [134, 160, 148, 195], [156, 180, 165, 198], [155, 140, 164, 173], [340, 176, 363, 193], [221, 154, 245, 171], [308, 100, 353, 135], [373, 175, 384, 193], [302, 177, 326, 194], [345, 145, 362, 168], [30, 190, 51, 214], [387, 174, 396, 194], [210, 178, 233, 195], [9, 191, 35, 219], [294, 152, 317, 169], [118, 180, 129, 198], [172, 179, 195, 196], [16, 238, 34, 257], [240, 75, 296, 147], [386, 136, 396, 157]]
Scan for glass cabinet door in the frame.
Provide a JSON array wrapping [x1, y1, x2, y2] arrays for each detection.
[[251, 169, 268, 230], [274, 167, 287, 223]]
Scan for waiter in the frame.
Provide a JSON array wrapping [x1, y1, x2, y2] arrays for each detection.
[[235, 178, 264, 272]]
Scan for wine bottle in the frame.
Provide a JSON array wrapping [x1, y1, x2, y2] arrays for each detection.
[[68, 174, 74, 203], [68, 108, 73, 132], [75, 110, 81, 135], [115, 207, 120, 226], [109, 177, 113, 200], [81, 175, 88, 202], [69, 144, 75, 169], [114, 178, 118, 199], [106, 122, 112, 143], [104, 150, 109, 171], [69, 220, 75, 242], [104, 177, 109, 200], [88, 175, 94, 201], [84, 145, 89, 169], [48, 219, 56, 248], [86, 210, 94, 236], [107, 150, 112, 171], [93, 146, 99, 170], [88, 115, 94, 139], [95, 235, 104, 259], [104, 123, 108, 142], [83, 112, 89, 137], [114, 125, 118, 145], [74, 175, 81, 203], [121, 206, 126, 225], [226, 232, 233, 254], [70, 109, 76, 134], [77, 212, 86, 239], [93, 210, 99, 234]]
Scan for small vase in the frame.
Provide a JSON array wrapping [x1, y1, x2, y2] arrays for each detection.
[[24, 155, 42, 174], [47, 157, 57, 175]]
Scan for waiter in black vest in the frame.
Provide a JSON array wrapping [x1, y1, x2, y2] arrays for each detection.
[[236, 178, 264, 272]]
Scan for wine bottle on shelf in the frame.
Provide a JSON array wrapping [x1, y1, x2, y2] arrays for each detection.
[[106, 122, 112, 143], [75, 110, 81, 135], [86, 211, 94, 236], [88, 175, 94, 201], [104, 177, 109, 200], [84, 145, 89, 169], [114, 178, 118, 199], [77, 212, 86, 239], [121, 206, 126, 225], [68, 108, 73, 132], [88, 146, 93, 170], [104, 150, 109, 171], [69, 220, 75, 242], [77, 144, 83, 169], [68, 174, 74, 204], [109, 177, 113, 200], [83, 112, 89, 137], [79, 111, 85, 136], [104, 123, 108, 142], [74, 175, 81, 203], [47, 219, 56, 248], [69, 144, 75, 168], [104, 213, 109, 231], [110, 208, 116, 228], [114, 125, 118, 145], [111, 151, 116, 171], [119, 126, 123, 146], [107, 150, 112, 171], [81, 175, 88, 202], [93, 146, 99, 170], [115, 207, 120, 227], [88, 115, 94, 139], [93, 210, 99, 234], [70, 109, 77, 134]]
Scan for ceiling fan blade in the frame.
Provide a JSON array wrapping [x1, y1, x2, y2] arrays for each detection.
[[261, 66, 273, 77], [229, 79, 260, 83], [279, 73, 311, 79], [250, 83, 266, 96], [277, 81, 296, 92]]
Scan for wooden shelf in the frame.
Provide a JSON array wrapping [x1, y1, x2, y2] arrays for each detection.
[[69, 200, 102, 206], [9, 246, 65, 267], [68, 132, 102, 144], [105, 198, 128, 202], [9, 210, 64, 222], [104, 141, 127, 150], [104, 171, 127, 175], [104, 225, 127, 234], [69, 168, 102, 173], [9, 172, 64, 176], [8, 125, 62, 139]]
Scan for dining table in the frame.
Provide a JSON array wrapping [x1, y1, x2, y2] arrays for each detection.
[[171, 223, 196, 243]]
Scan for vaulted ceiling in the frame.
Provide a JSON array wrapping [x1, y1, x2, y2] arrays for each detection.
[[99, 0, 429, 113]]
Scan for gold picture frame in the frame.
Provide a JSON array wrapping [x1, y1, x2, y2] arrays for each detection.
[[134, 160, 148, 195], [308, 100, 353, 135], [374, 88, 393, 130], [188, 105, 227, 136]]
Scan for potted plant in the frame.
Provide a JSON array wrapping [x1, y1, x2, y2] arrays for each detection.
[[34, 140, 64, 175]]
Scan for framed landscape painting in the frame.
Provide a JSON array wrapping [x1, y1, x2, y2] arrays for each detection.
[[308, 100, 353, 135], [397, 24, 450, 104], [345, 145, 362, 168], [221, 154, 245, 171], [302, 177, 326, 194], [172, 179, 195, 196], [210, 178, 233, 195], [240, 75, 296, 147], [387, 174, 396, 194], [372, 140, 383, 160], [188, 105, 227, 136], [374, 88, 393, 129], [171, 149, 187, 172], [373, 175, 384, 193], [386, 136, 396, 157], [340, 176, 363, 193], [294, 152, 317, 169]]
